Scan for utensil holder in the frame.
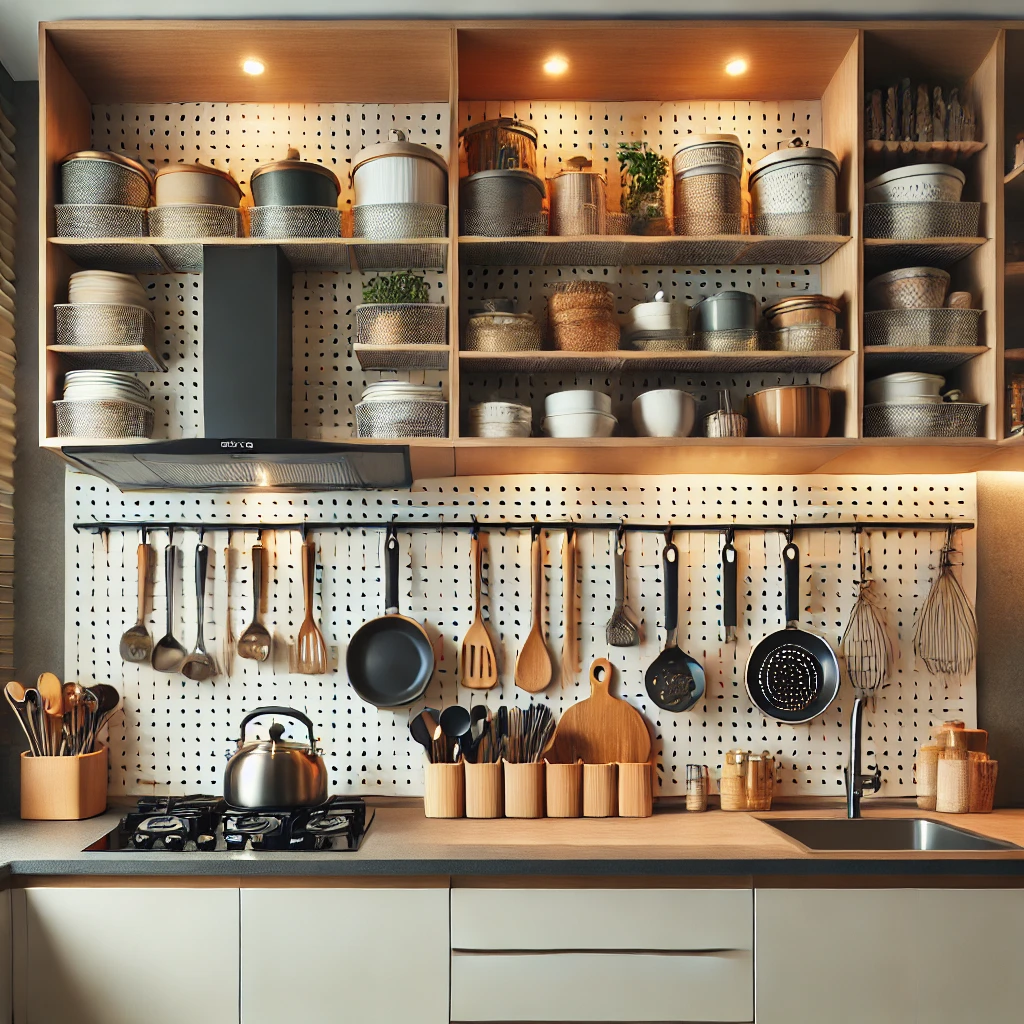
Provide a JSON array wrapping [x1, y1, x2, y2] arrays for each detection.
[[915, 744, 941, 810], [721, 750, 775, 811], [465, 760, 503, 819], [503, 760, 545, 818], [423, 760, 465, 818], [583, 763, 618, 817], [545, 760, 583, 818], [936, 749, 971, 813], [21, 747, 107, 820], [969, 758, 998, 813], [686, 764, 709, 812], [617, 762, 653, 818]]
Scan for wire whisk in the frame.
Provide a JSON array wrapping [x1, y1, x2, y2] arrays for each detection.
[[841, 539, 893, 706], [913, 527, 977, 677]]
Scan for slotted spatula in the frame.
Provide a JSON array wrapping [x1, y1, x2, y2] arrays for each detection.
[[297, 535, 328, 675], [515, 527, 553, 693], [461, 530, 498, 689]]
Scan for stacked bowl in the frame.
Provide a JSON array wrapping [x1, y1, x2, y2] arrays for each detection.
[[355, 381, 448, 439], [542, 390, 616, 438], [150, 162, 242, 239], [55, 370, 155, 439], [469, 401, 532, 438]]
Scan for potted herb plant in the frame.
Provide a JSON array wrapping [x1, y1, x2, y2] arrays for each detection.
[[356, 271, 447, 348], [617, 141, 669, 235]]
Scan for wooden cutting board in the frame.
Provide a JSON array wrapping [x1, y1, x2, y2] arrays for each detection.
[[548, 658, 652, 764]]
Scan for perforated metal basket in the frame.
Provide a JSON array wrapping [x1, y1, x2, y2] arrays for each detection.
[[55, 398, 155, 439], [863, 401, 985, 438], [753, 212, 848, 236], [54, 204, 148, 238], [464, 313, 542, 352], [355, 304, 447, 347], [55, 302, 155, 348], [147, 204, 240, 238], [864, 308, 982, 348], [767, 325, 844, 353], [61, 157, 151, 207], [353, 203, 447, 240], [628, 332, 696, 352], [697, 329, 761, 353], [462, 209, 548, 237], [249, 205, 341, 239], [864, 202, 981, 239], [355, 399, 448, 439]]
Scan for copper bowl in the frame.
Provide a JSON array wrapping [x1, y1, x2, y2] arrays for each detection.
[[749, 385, 832, 438]]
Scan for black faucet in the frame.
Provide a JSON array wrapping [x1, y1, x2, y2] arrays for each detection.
[[845, 696, 882, 818]]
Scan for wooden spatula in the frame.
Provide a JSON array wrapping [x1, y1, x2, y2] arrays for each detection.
[[297, 536, 328, 675], [515, 528, 553, 693], [461, 531, 498, 689], [548, 658, 651, 764]]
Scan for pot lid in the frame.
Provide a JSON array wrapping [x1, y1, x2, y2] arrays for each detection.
[[750, 139, 840, 178], [673, 133, 743, 154], [352, 130, 448, 174], [866, 164, 966, 189], [239, 722, 310, 754], [676, 162, 743, 181], [250, 149, 342, 194], [154, 162, 243, 196], [460, 117, 538, 142], [763, 294, 841, 317], [554, 155, 604, 178], [61, 150, 153, 183], [695, 289, 756, 305], [462, 169, 546, 195]]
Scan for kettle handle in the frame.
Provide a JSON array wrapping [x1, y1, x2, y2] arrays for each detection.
[[238, 706, 316, 751]]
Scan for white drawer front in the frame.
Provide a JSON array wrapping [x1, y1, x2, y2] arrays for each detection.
[[451, 949, 753, 1022], [451, 887, 752, 950]]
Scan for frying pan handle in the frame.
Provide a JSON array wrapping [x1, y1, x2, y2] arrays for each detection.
[[238, 706, 316, 752], [663, 543, 679, 632], [722, 540, 737, 632], [783, 541, 800, 625], [384, 532, 400, 615]]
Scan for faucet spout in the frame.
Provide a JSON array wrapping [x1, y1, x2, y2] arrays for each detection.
[[846, 696, 882, 818]]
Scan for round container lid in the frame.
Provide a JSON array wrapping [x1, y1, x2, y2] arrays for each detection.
[[460, 118, 538, 142], [673, 133, 743, 155], [865, 163, 966, 190], [61, 150, 152, 183], [763, 294, 841, 318], [696, 289, 755, 304], [553, 155, 605, 179], [867, 266, 950, 287], [870, 371, 945, 386], [352, 129, 448, 175], [469, 311, 536, 323], [154, 162, 242, 198], [676, 162, 742, 181], [463, 169, 546, 195], [750, 142, 840, 179], [250, 151, 341, 194]]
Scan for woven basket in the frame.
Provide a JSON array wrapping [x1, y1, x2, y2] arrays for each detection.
[[355, 400, 448, 439], [863, 401, 985, 438], [464, 313, 542, 352], [864, 308, 982, 348], [55, 399, 154, 439], [767, 325, 843, 353], [864, 201, 981, 239], [548, 281, 615, 313], [353, 203, 447, 240], [697, 329, 761, 353], [249, 205, 340, 239], [355, 304, 447, 347], [55, 205, 148, 238], [551, 309, 620, 352], [148, 204, 240, 239], [55, 302, 155, 349]]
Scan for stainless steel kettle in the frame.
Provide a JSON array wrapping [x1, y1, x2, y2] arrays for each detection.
[[223, 706, 328, 810]]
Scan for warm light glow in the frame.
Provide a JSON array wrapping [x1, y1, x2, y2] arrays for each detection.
[[243, 59, 265, 76], [725, 58, 748, 77], [543, 56, 569, 76]]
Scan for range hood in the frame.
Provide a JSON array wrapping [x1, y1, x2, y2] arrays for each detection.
[[66, 245, 414, 492]]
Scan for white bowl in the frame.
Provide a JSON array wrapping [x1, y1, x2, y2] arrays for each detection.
[[469, 401, 532, 424], [542, 411, 617, 438], [865, 164, 966, 204], [632, 389, 697, 437], [865, 371, 945, 405], [544, 389, 612, 416], [68, 270, 147, 307]]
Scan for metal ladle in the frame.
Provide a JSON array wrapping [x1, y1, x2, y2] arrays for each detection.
[[181, 543, 216, 681], [152, 540, 187, 674], [237, 540, 272, 662], [119, 538, 153, 663]]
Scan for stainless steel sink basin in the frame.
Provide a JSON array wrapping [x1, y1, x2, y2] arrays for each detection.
[[764, 817, 1021, 852]]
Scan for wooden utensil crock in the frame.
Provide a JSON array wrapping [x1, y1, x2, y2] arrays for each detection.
[[21, 747, 107, 820]]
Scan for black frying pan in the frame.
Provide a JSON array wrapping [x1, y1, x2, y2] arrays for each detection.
[[745, 541, 839, 724], [347, 530, 434, 708]]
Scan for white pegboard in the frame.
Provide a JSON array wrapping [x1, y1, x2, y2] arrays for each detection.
[[66, 472, 977, 801]]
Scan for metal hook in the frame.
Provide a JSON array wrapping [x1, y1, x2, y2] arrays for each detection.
[[531, 521, 542, 540], [616, 518, 627, 544], [724, 525, 735, 547], [785, 522, 795, 544], [470, 514, 479, 540], [664, 524, 675, 544]]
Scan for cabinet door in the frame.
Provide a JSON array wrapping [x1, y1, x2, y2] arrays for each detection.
[[21, 887, 240, 1024], [756, 888, 1024, 1024], [0, 890, 10, 1024], [240, 887, 449, 1024]]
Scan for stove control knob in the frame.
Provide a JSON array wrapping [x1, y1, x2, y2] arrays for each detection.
[[196, 834, 217, 852]]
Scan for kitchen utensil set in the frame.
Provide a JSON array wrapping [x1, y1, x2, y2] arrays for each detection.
[[416, 703, 555, 766], [4, 677, 120, 756]]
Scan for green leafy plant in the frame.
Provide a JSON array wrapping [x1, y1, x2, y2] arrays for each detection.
[[362, 271, 432, 305], [617, 141, 668, 221]]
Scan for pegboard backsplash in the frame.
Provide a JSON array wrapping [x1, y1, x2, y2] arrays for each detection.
[[66, 471, 977, 801]]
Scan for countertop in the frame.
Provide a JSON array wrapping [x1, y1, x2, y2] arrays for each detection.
[[3, 799, 1024, 880]]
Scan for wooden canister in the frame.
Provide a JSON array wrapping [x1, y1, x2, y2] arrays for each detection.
[[545, 760, 583, 818], [583, 763, 618, 817], [969, 758, 998, 813], [503, 760, 545, 818], [465, 760, 503, 819], [915, 744, 941, 811], [21, 747, 108, 820], [936, 748, 970, 813], [745, 752, 775, 810], [618, 762, 653, 818], [423, 760, 465, 818], [720, 750, 749, 811], [686, 764, 709, 812]]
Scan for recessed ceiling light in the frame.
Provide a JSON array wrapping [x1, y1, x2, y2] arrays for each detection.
[[543, 56, 569, 76], [725, 59, 748, 77], [243, 59, 265, 76]]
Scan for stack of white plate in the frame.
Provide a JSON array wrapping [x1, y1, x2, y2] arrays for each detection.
[[469, 401, 532, 438], [67, 270, 148, 308], [542, 389, 617, 438], [356, 381, 448, 439], [63, 370, 152, 406]]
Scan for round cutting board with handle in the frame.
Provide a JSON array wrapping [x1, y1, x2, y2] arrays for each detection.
[[745, 540, 840, 724], [548, 658, 651, 764]]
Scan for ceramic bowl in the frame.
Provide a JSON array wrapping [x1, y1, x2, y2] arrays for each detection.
[[865, 372, 945, 405], [544, 390, 613, 417], [632, 389, 697, 438], [542, 411, 617, 438]]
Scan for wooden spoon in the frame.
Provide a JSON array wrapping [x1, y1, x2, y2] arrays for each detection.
[[515, 528, 553, 693], [297, 536, 328, 674], [561, 529, 580, 687], [461, 531, 498, 689], [4, 681, 39, 755], [37, 672, 64, 756]]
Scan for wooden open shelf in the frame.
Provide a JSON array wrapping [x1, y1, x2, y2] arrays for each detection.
[[863, 346, 989, 373], [354, 345, 449, 371], [47, 343, 166, 373], [864, 237, 988, 269], [865, 140, 985, 165]]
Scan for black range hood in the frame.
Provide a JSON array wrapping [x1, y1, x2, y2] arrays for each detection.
[[66, 244, 414, 492]]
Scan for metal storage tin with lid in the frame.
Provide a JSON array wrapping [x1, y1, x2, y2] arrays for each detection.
[[60, 150, 153, 207], [153, 162, 243, 207], [460, 169, 546, 236], [694, 290, 759, 332], [672, 134, 745, 177], [352, 129, 448, 207], [461, 117, 539, 176], [550, 156, 607, 236], [763, 294, 841, 329], [749, 140, 840, 216], [250, 150, 341, 208]]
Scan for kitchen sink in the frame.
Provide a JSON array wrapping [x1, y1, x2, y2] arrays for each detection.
[[764, 817, 1021, 852]]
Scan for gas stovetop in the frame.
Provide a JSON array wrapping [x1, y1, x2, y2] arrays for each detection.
[[84, 795, 374, 853]]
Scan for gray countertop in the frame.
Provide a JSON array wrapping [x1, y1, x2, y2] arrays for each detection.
[[3, 799, 1024, 880]]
